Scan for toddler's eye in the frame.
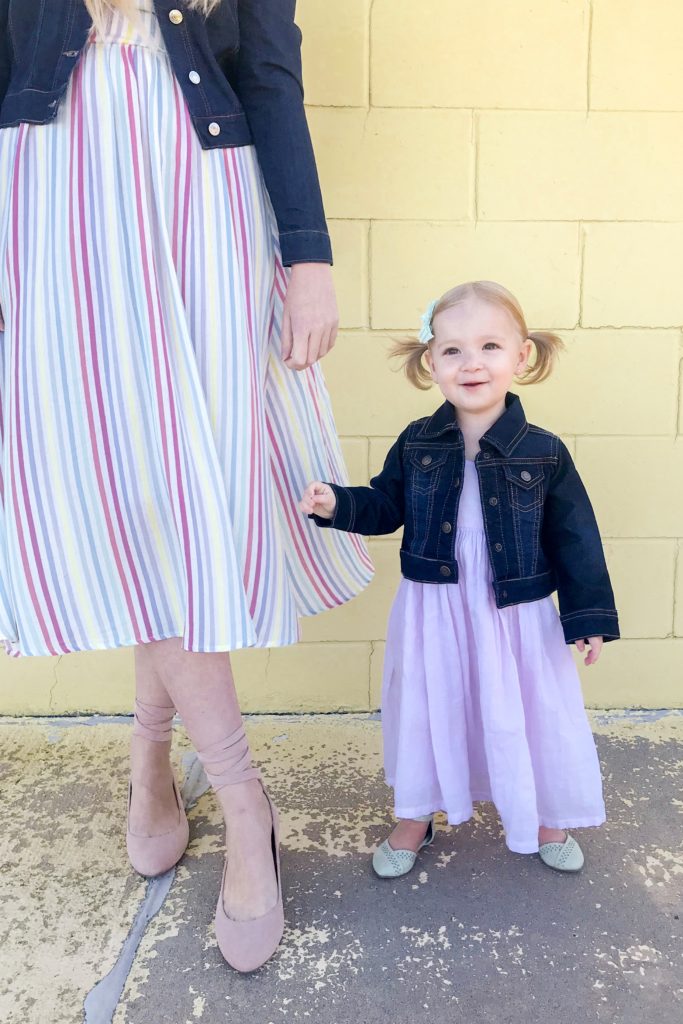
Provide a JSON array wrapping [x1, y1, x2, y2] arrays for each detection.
[[443, 347, 460, 355], [483, 342, 501, 350]]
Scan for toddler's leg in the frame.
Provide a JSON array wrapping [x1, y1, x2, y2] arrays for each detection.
[[388, 816, 433, 854], [538, 826, 567, 845], [537, 826, 585, 873], [373, 813, 435, 878]]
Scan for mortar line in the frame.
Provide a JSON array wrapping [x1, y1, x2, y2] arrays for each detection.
[[672, 540, 680, 638], [586, 0, 594, 113], [472, 110, 479, 222], [47, 655, 62, 714], [367, 0, 375, 109], [366, 220, 373, 329], [334, 326, 683, 334], [578, 221, 586, 328], [368, 639, 375, 710], [330, 217, 683, 225], [305, 104, 683, 114]]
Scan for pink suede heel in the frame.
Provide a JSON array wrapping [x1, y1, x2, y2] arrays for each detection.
[[126, 776, 190, 878], [214, 787, 283, 972], [127, 698, 189, 878], [197, 725, 284, 972]]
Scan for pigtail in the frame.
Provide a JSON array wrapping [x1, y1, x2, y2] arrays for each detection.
[[388, 337, 433, 391], [519, 331, 565, 385]]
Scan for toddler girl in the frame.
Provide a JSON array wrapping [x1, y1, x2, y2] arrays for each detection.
[[300, 281, 619, 875]]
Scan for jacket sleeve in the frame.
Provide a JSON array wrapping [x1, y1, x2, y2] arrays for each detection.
[[234, 0, 332, 267], [310, 434, 406, 536], [542, 439, 620, 644], [0, 1, 10, 111]]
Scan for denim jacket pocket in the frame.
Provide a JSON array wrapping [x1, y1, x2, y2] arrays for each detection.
[[407, 449, 449, 494], [503, 464, 545, 511]]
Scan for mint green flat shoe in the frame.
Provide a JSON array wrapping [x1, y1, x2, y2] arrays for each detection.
[[538, 833, 584, 873], [372, 816, 435, 878]]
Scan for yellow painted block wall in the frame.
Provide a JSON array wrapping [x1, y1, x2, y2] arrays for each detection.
[[4, 0, 682, 713]]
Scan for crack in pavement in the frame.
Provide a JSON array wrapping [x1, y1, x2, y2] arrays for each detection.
[[82, 753, 210, 1024]]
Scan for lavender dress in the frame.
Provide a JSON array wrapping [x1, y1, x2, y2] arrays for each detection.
[[382, 459, 606, 854]]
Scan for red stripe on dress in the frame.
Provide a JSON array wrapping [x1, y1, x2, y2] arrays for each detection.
[[122, 47, 196, 645], [266, 419, 340, 608], [223, 148, 265, 617], [72, 57, 152, 640]]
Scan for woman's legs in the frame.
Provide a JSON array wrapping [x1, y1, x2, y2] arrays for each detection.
[[130, 648, 179, 836], [134, 638, 278, 921]]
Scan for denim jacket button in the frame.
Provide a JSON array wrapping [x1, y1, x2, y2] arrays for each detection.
[[439, 565, 452, 577], [494, 542, 503, 552], [454, 477, 460, 488], [169, 9, 184, 24], [421, 455, 432, 466], [520, 470, 532, 482], [441, 522, 452, 534], [483, 452, 492, 460], [208, 122, 221, 136], [501, 590, 508, 599], [189, 71, 201, 84], [489, 496, 498, 506]]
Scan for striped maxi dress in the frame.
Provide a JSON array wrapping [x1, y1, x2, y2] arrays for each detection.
[[0, 5, 373, 657]]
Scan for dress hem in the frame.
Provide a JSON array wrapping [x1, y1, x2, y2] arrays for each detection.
[[390, 790, 606, 854], [0, 629, 304, 659]]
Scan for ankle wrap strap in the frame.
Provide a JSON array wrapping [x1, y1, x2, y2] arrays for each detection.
[[196, 724, 261, 791], [132, 698, 175, 742]]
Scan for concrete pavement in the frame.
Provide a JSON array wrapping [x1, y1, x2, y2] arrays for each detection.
[[0, 712, 680, 1024]]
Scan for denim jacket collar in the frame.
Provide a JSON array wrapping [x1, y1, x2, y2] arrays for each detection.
[[415, 392, 529, 456]]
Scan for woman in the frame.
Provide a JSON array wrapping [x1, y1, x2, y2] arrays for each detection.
[[0, 0, 372, 972]]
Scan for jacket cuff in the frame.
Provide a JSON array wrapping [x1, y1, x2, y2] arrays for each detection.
[[560, 609, 620, 645], [280, 230, 333, 267], [308, 484, 356, 532]]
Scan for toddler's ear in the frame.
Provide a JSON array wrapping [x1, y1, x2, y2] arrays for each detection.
[[517, 337, 534, 374], [424, 347, 437, 379]]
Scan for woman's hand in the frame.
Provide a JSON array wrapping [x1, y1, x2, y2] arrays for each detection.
[[576, 636, 603, 666], [299, 482, 337, 520], [281, 263, 338, 371]]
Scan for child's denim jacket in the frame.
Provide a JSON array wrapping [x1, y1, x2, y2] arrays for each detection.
[[312, 393, 620, 645], [0, 0, 331, 266]]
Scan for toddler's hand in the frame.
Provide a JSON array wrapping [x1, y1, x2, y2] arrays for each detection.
[[576, 636, 603, 666], [299, 482, 337, 520]]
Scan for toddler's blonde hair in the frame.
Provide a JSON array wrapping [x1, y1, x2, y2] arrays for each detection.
[[391, 281, 564, 391], [85, 0, 221, 30]]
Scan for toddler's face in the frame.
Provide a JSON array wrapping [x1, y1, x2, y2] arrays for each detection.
[[426, 297, 532, 416]]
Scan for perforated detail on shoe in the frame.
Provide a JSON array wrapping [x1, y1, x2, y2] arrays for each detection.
[[539, 834, 584, 872], [372, 840, 418, 877]]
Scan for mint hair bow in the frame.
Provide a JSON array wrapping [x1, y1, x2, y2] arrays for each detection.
[[419, 298, 438, 343]]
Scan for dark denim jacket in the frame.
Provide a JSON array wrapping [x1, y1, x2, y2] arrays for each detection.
[[0, 0, 331, 266], [313, 394, 620, 645]]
